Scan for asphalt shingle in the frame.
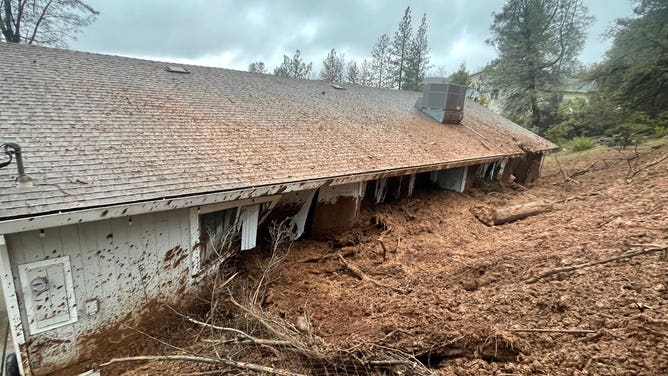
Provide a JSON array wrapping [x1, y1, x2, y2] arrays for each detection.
[[0, 43, 556, 219]]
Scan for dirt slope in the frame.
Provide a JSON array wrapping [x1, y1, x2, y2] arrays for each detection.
[[264, 144, 668, 375], [107, 143, 667, 376]]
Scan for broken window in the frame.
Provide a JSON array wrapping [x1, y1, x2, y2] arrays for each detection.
[[199, 207, 239, 266]]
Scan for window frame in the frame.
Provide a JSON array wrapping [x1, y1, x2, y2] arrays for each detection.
[[189, 196, 280, 277]]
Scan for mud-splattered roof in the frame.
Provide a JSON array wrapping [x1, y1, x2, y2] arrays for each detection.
[[0, 43, 557, 219]]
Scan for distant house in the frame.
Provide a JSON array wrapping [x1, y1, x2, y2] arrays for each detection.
[[469, 71, 597, 114], [0, 43, 557, 375]]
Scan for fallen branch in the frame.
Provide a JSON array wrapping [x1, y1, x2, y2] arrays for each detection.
[[510, 328, 595, 334], [99, 355, 307, 376], [472, 202, 553, 226], [551, 192, 601, 204], [338, 255, 405, 293], [204, 338, 294, 347], [165, 305, 257, 342], [298, 248, 355, 263], [554, 156, 580, 184], [526, 244, 667, 283], [568, 161, 599, 179], [626, 154, 668, 182]]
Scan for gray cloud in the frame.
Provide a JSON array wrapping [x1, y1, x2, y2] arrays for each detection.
[[73, 0, 634, 75]]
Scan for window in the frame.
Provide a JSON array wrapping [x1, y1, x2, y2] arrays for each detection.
[[199, 207, 239, 267], [189, 196, 280, 277]]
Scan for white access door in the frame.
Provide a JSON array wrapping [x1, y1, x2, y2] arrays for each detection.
[[18, 256, 78, 335]]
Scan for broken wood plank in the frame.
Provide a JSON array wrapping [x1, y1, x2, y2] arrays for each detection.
[[472, 202, 553, 226]]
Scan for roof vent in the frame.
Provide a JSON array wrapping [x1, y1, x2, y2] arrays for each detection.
[[1, 142, 33, 188], [165, 65, 190, 74], [417, 83, 466, 124]]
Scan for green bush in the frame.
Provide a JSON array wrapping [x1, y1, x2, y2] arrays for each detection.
[[570, 136, 597, 152]]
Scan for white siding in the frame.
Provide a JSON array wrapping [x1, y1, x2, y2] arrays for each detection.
[[240, 205, 260, 251], [5, 208, 192, 374]]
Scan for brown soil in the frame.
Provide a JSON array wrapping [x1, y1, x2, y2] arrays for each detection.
[[102, 143, 667, 375]]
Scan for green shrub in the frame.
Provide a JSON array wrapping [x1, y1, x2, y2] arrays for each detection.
[[570, 136, 597, 152]]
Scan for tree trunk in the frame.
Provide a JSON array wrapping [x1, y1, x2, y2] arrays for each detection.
[[471, 202, 553, 226]]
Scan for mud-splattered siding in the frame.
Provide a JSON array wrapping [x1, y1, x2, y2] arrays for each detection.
[[4, 208, 192, 375], [311, 183, 364, 239]]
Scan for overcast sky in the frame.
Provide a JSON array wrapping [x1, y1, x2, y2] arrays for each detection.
[[72, 0, 634, 75]]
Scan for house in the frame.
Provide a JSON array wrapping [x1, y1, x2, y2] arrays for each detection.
[[468, 71, 597, 114], [0, 43, 557, 375]]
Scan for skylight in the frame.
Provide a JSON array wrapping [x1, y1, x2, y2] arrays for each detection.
[[165, 65, 190, 74]]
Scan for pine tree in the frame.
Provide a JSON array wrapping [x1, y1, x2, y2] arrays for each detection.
[[591, 0, 668, 116], [450, 63, 471, 87], [320, 49, 345, 82], [359, 59, 374, 87], [404, 13, 430, 91], [371, 34, 391, 88], [273, 49, 313, 79], [389, 6, 413, 90], [486, 0, 592, 133], [346, 61, 360, 84], [248, 61, 268, 74]]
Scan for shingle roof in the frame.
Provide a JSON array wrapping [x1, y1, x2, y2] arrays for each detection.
[[0, 43, 556, 219]]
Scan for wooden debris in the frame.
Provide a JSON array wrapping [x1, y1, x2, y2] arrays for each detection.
[[472, 202, 553, 226], [626, 154, 668, 182], [338, 255, 404, 293], [551, 192, 601, 204], [510, 328, 596, 334], [526, 244, 667, 284], [298, 248, 355, 263], [100, 355, 307, 376], [554, 156, 580, 184], [377, 238, 389, 261]]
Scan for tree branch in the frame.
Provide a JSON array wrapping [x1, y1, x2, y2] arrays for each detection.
[[27, 0, 54, 45], [99, 355, 308, 376]]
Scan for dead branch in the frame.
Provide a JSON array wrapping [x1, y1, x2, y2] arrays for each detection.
[[99, 355, 307, 376], [204, 338, 293, 347], [229, 296, 312, 350], [472, 202, 553, 226], [568, 161, 598, 179], [626, 154, 668, 182], [550, 192, 601, 204], [553, 155, 580, 184], [510, 328, 595, 334], [165, 305, 257, 342], [252, 219, 293, 305], [298, 248, 355, 263], [526, 244, 667, 283], [338, 255, 405, 293]]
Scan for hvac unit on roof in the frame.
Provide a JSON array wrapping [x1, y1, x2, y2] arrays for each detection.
[[417, 83, 466, 124]]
